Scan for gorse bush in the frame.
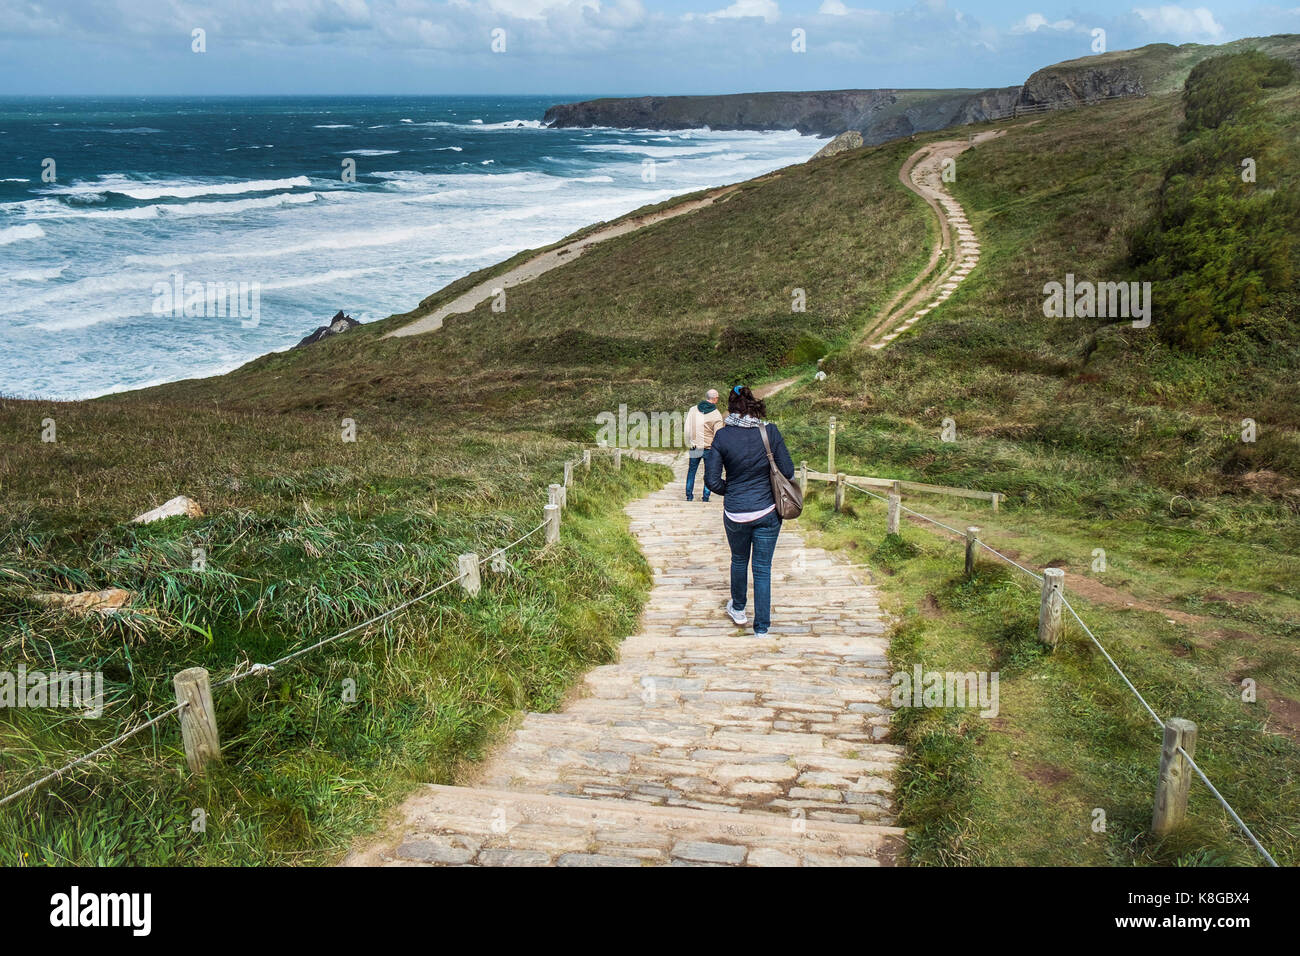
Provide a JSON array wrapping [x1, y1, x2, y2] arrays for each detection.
[[1130, 51, 1297, 350], [1180, 50, 1295, 133]]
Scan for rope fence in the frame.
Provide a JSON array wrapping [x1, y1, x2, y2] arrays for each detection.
[[6, 437, 1277, 865], [0, 445, 637, 809], [808, 451, 1278, 867]]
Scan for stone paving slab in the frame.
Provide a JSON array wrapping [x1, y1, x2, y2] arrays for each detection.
[[346, 785, 904, 867], [346, 452, 900, 867]]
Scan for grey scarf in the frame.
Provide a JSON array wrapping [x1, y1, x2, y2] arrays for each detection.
[[723, 413, 765, 428]]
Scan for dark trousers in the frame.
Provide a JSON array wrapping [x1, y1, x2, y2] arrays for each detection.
[[686, 452, 709, 500], [723, 509, 781, 633]]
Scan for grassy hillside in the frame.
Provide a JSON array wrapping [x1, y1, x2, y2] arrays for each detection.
[[1026, 33, 1300, 96], [2, 45, 1297, 866]]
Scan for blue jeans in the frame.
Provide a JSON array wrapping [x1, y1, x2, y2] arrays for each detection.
[[723, 510, 781, 633], [686, 452, 709, 500]]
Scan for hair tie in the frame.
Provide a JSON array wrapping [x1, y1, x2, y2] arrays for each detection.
[[733, 385, 742, 395]]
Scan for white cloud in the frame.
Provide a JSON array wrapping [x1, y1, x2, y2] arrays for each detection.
[[1011, 12, 1078, 34], [482, 0, 599, 20], [1133, 5, 1224, 40], [697, 0, 780, 22]]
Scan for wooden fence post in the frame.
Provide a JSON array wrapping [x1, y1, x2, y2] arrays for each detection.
[[965, 527, 980, 576], [1038, 567, 1065, 648], [174, 667, 220, 774], [544, 503, 561, 545], [582, 449, 591, 473], [457, 552, 481, 596], [549, 483, 563, 511], [613, 448, 622, 472], [827, 417, 837, 475], [834, 472, 846, 512], [1152, 719, 1198, 836], [564, 461, 573, 488], [799, 461, 807, 496], [992, 493, 1000, 514], [887, 493, 901, 535]]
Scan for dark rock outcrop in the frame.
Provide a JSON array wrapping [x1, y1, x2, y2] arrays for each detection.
[[542, 88, 1023, 144], [812, 130, 864, 159], [1019, 65, 1144, 109], [543, 90, 899, 137], [296, 311, 360, 348]]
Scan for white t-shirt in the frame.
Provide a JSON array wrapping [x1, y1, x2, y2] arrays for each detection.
[[724, 503, 775, 523]]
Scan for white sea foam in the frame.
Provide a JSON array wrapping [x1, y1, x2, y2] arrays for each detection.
[[41, 175, 313, 201], [0, 264, 65, 282], [0, 224, 44, 246], [22, 191, 322, 221], [472, 119, 545, 130], [114, 176, 310, 201], [578, 143, 733, 157]]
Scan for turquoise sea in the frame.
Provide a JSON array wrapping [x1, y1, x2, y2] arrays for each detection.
[[0, 95, 822, 398]]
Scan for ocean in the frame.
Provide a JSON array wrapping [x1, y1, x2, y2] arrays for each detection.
[[0, 96, 824, 400]]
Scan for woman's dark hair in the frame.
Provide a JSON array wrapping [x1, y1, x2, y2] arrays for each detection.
[[728, 385, 766, 420]]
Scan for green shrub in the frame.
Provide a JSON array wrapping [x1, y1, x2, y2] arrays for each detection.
[[1130, 52, 1298, 350]]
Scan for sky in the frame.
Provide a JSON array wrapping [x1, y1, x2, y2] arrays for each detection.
[[0, 0, 1297, 96]]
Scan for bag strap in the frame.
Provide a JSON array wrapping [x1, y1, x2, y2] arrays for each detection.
[[757, 423, 776, 464]]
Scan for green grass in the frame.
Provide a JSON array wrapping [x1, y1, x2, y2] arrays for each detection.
[[0, 427, 667, 864], [796, 482, 1296, 866]]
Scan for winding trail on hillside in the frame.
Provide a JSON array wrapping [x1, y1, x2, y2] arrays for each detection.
[[387, 181, 761, 338], [862, 130, 1004, 349], [345, 453, 903, 867]]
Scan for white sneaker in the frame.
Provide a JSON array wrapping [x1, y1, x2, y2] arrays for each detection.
[[726, 599, 747, 625]]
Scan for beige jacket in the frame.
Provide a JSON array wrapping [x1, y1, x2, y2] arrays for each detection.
[[684, 404, 724, 450]]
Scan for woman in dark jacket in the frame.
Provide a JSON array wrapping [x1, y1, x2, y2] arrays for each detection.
[[703, 385, 795, 635]]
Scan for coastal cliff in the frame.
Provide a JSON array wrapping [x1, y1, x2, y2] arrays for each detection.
[[542, 87, 1023, 144], [543, 37, 1300, 142]]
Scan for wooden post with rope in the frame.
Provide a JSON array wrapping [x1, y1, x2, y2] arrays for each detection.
[[544, 503, 560, 545], [1038, 568, 1064, 648], [457, 553, 481, 596], [1152, 719, 1198, 836], [827, 417, 837, 475], [174, 667, 220, 774]]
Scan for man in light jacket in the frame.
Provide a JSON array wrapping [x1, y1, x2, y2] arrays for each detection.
[[684, 389, 724, 502]]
